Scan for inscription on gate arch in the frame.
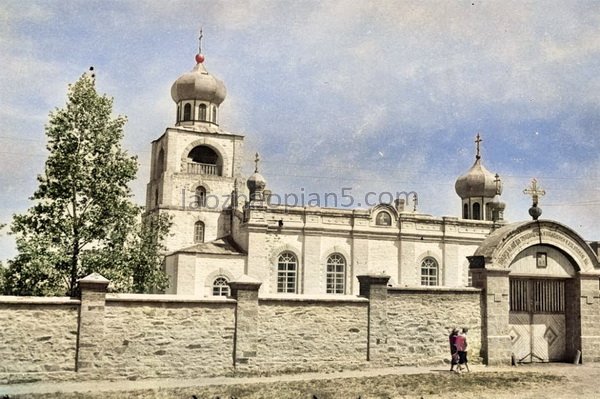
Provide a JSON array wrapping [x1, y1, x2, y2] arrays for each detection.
[[494, 224, 595, 272]]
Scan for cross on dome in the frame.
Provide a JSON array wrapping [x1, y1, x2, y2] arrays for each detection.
[[523, 178, 546, 205], [475, 133, 482, 160], [198, 28, 203, 53], [494, 173, 502, 195], [195, 28, 205, 64], [254, 152, 261, 173]]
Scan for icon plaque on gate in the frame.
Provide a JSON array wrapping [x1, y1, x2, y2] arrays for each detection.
[[536, 252, 547, 268]]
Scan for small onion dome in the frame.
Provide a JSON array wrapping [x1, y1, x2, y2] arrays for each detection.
[[455, 158, 501, 199], [170, 55, 227, 105], [247, 172, 267, 195], [490, 194, 506, 211]]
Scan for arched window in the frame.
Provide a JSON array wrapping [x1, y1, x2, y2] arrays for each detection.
[[277, 251, 297, 293], [463, 203, 469, 219], [421, 257, 439, 286], [473, 203, 481, 220], [212, 277, 230, 296], [194, 186, 207, 208], [155, 148, 164, 179], [194, 221, 205, 243], [376, 211, 392, 226], [326, 254, 346, 294], [183, 103, 192, 121], [198, 104, 207, 121], [212, 105, 217, 123]]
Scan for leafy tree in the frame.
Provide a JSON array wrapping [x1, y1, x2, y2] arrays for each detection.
[[4, 73, 170, 296]]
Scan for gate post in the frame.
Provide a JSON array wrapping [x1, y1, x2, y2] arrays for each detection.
[[76, 273, 109, 371], [357, 274, 390, 364], [470, 268, 511, 365], [229, 275, 262, 371], [578, 273, 600, 362]]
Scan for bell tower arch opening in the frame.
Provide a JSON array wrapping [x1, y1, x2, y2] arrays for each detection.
[[186, 145, 222, 176]]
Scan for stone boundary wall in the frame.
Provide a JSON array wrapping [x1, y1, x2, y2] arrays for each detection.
[[99, 295, 237, 379], [254, 296, 369, 373], [384, 287, 482, 366], [0, 274, 483, 384], [0, 297, 80, 383]]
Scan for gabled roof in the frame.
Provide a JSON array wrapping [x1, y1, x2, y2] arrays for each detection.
[[170, 235, 247, 256]]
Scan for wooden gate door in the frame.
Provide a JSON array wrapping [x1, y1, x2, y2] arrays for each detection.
[[508, 279, 566, 363]]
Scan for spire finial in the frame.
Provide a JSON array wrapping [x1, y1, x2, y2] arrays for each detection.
[[494, 173, 501, 195], [524, 178, 546, 220], [195, 28, 205, 64], [254, 152, 260, 173], [198, 27, 203, 54], [523, 178, 546, 205], [475, 133, 482, 160]]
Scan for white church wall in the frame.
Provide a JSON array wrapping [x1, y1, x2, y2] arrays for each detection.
[[367, 238, 400, 284], [194, 255, 246, 296]]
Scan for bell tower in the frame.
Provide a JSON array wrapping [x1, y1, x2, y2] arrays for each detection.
[[145, 41, 245, 252]]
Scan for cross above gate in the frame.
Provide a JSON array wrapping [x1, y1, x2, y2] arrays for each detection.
[[523, 178, 546, 205]]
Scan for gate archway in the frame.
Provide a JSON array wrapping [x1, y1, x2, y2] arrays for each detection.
[[469, 220, 600, 365]]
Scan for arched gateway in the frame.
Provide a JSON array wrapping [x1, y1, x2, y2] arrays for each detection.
[[469, 220, 600, 365]]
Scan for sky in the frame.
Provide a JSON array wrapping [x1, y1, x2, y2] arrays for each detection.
[[1, 0, 599, 260]]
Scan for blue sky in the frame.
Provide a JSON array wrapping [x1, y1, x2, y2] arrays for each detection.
[[1, 1, 599, 260]]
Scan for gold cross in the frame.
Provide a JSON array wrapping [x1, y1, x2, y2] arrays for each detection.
[[254, 152, 260, 173], [494, 173, 501, 195], [475, 133, 482, 159], [523, 178, 546, 204]]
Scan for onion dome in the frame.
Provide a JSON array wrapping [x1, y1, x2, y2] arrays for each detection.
[[247, 172, 267, 193], [170, 54, 227, 105], [247, 153, 267, 201], [491, 194, 506, 212], [455, 158, 501, 199]]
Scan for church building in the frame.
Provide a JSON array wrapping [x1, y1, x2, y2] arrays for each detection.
[[145, 48, 510, 298], [144, 46, 600, 364]]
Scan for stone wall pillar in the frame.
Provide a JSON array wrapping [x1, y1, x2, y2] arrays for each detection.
[[579, 273, 600, 362], [229, 276, 262, 371], [357, 274, 390, 364], [76, 273, 109, 371], [470, 268, 511, 365]]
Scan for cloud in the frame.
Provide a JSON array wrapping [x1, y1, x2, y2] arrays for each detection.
[[1, 0, 599, 261]]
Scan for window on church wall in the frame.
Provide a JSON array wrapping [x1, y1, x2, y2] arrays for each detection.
[[463, 203, 469, 219], [326, 254, 346, 294], [212, 277, 230, 296], [198, 104, 207, 121], [376, 211, 392, 226], [420, 257, 439, 286], [472, 203, 481, 220], [183, 103, 192, 121], [194, 221, 205, 243], [277, 251, 297, 293], [194, 186, 207, 208]]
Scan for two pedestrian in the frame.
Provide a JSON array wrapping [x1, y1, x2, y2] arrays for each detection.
[[453, 327, 469, 373]]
